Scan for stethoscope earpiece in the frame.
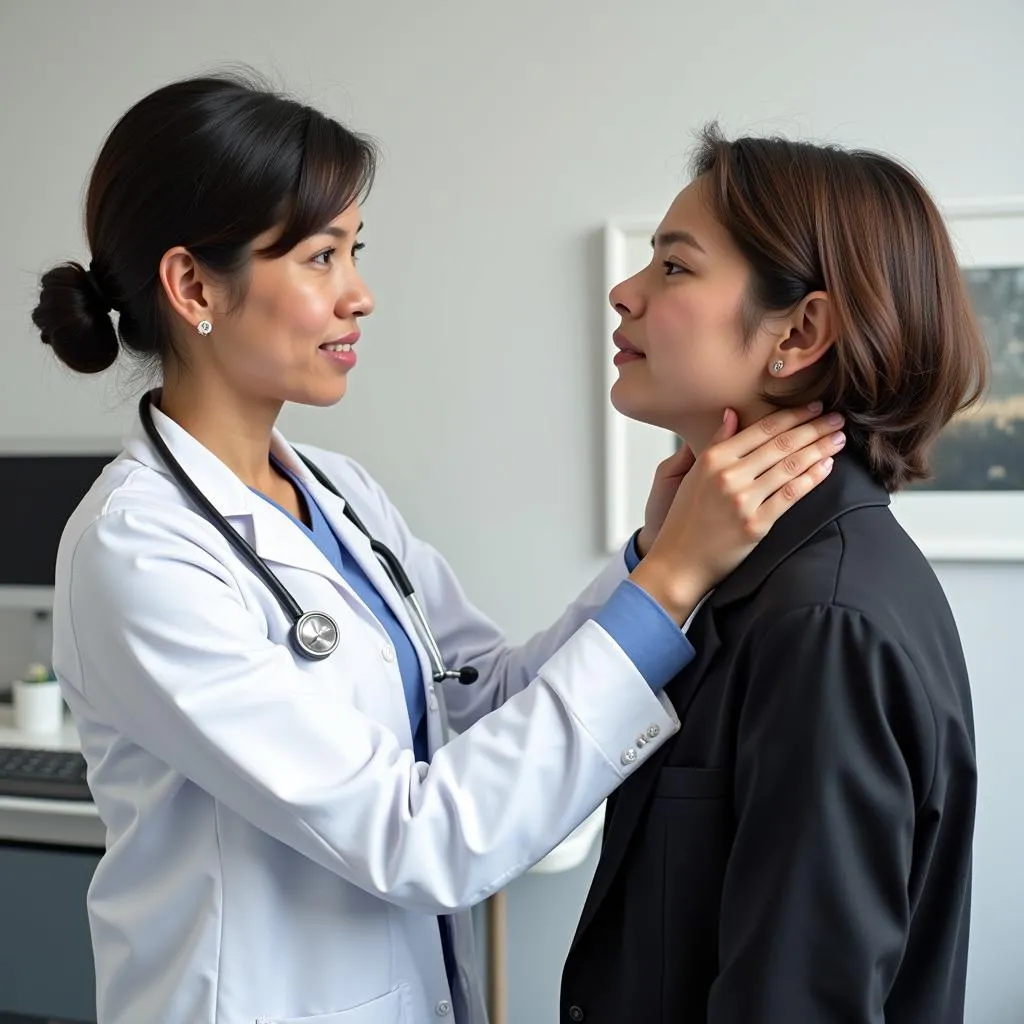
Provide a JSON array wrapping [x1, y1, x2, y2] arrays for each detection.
[[139, 392, 477, 684]]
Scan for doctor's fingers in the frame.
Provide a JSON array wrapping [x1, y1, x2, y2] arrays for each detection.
[[711, 405, 845, 477], [744, 446, 837, 529], [743, 420, 847, 508]]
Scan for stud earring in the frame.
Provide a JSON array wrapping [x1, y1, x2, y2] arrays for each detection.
[[770, 359, 784, 374], [197, 320, 213, 336]]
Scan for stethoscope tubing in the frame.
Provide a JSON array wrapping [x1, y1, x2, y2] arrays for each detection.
[[138, 392, 476, 684]]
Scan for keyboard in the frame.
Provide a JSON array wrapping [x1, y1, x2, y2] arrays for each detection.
[[0, 745, 92, 801]]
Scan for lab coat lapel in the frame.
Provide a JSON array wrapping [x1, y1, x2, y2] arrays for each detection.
[[124, 402, 365, 596], [125, 404, 437, 693], [273, 440, 439, 691], [238, 496, 348, 588]]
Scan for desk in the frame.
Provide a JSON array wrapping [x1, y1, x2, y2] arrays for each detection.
[[0, 708, 100, 1023], [0, 711, 103, 850]]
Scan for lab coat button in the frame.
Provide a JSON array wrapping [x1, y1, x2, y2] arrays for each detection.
[[646, 724, 660, 740], [435, 999, 451, 1016], [620, 748, 638, 766], [428, 696, 439, 712], [382, 644, 396, 662], [568, 1006, 585, 1022]]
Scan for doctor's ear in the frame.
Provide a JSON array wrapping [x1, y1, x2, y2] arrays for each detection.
[[158, 247, 220, 334], [767, 291, 836, 378]]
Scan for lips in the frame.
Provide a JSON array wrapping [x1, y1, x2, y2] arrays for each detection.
[[319, 331, 360, 370], [612, 330, 645, 367], [612, 330, 643, 356], [320, 331, 360, 353]]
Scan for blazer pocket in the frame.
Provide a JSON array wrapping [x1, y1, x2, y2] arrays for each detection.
[[655, 766, 728, 800], [258, 984, 408, 1024]]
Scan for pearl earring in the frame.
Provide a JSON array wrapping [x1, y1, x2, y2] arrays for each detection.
[[197, 320, 213, 336], [770, 359, 784, 374]]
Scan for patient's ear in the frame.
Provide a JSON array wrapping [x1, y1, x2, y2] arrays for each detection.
[[769, 291, 836, 376]]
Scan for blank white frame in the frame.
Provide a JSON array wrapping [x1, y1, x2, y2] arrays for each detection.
[[602, 220, 678, 552]]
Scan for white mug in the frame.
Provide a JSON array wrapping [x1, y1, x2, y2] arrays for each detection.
[[12, 679, 65, 735]]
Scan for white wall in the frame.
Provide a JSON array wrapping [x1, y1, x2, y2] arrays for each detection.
[[1, 1, 1021, 1020]]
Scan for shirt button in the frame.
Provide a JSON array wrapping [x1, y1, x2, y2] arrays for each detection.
[[435, 999, 451, 1016], [382, 644, 396, 663], [646, 724, 660, 740], [569, 1006, 585, 1022], [620, 748, 638, 766]]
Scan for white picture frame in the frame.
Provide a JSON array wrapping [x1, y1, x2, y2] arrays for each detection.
[[603, 199, 1024, 560], [602, 220, 678, 552]]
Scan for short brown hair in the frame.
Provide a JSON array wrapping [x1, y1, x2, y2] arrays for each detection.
[[692, 123, 989, 492]]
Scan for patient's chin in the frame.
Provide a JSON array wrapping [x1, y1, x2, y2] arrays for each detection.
[[610, 388, 675, 431]]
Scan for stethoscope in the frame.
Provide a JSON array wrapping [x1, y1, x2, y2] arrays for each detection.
[[139, 392, 478, 683]]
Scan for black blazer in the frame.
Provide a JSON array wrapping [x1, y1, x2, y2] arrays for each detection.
[[561, 451, 977, 1024]]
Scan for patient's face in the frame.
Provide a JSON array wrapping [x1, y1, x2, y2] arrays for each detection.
[[608, 177, 776, 450]]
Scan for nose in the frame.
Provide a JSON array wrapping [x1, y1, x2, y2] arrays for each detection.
[[609, 270, 644, 319], [340, 269, 375, 319]]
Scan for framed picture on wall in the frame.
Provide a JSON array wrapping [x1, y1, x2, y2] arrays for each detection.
[[602, 198, 1024, 560], [602, 220, 681, 553]]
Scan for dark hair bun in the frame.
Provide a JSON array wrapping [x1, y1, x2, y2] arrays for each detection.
[[32, 261, 119, 374]]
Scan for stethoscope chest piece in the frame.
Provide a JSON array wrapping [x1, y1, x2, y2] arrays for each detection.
[[139, 391, 476, 681], [292, 611, 340, 660]]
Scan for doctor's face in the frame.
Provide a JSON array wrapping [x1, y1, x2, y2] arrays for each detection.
[[198, 201, 373, 409], [608, 178, 777, 451]]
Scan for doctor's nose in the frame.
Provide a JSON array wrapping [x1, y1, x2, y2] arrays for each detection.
[[341, 273, 375, 319]]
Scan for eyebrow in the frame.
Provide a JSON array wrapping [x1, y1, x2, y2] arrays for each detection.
[[319, 221, 364, 240], [651, 229, 706, 255]]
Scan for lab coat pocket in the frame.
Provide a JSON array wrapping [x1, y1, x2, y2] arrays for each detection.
[[257, 983, 408, 1024]]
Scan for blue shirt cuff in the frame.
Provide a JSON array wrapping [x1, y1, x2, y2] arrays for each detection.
[[624, 530, 643, 572], [592, 580, 695, 693]]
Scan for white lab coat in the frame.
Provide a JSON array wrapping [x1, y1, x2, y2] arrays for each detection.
[[51, 404, 679, 1024]]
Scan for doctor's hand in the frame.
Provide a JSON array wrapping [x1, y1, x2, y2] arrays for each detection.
[[630, 403, 844, 624]]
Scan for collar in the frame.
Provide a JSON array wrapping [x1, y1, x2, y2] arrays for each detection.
[[708, 446, 890, 611], [122, 394, 342, 521]]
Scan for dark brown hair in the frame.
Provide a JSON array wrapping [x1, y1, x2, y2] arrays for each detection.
[[32, 69, 377, 375], [692, 123, 989, 492]]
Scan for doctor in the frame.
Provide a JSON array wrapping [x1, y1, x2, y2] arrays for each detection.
[[32, 73, 841, 1024]]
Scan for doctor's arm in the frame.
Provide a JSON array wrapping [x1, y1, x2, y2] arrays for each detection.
[[334, 404, 841, 731], [704, 606, 937, 1024], [63, 507, 681, 915]]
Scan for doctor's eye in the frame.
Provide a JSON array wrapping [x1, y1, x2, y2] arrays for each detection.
[[351, 242, 365, 262], [663, 261, 691, 276], [311, 247, 336, 266]]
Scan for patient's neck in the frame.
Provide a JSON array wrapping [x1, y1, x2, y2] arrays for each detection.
[[677, 400, 776, 456]]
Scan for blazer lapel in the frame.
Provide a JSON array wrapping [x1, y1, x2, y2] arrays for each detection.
[[572, 450, 892, 948], [705, 448, 891, 610], [571, 604, 722, 948]]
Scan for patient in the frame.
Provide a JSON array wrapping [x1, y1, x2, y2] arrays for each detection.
[[560, 126, 985, 1023]]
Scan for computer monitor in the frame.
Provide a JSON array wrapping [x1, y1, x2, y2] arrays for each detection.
[[0, 441, 119, 610]]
